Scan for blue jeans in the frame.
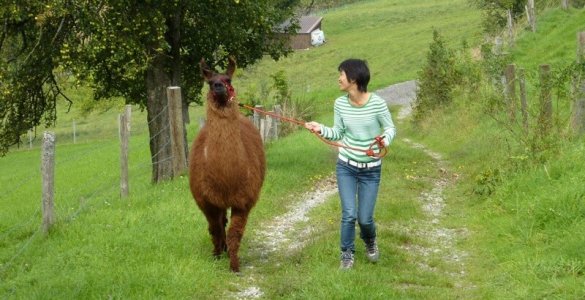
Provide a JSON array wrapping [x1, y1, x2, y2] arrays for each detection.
[[336, 159, 382, 253]]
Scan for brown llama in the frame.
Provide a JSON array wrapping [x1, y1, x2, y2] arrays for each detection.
[[189, 57, 266, 273]]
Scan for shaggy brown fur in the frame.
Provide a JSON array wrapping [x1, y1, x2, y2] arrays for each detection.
[[189, 57, 266, 273]]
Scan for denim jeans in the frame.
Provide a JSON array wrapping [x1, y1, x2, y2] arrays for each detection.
[[336, 159, 382, 253]]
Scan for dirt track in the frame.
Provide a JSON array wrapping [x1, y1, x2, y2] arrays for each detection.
[[229, 80, 472, 298]]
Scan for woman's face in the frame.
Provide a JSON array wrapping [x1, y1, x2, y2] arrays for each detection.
[[338, 70, 354, 92]]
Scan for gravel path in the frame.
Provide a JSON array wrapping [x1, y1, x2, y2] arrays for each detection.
[[228, 79, 471, 298]]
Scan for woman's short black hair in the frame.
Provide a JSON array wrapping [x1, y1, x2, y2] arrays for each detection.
[[338, 58, 370, 93]]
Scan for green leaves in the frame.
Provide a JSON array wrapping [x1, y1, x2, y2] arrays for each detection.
[[0, 0, 300, 155]]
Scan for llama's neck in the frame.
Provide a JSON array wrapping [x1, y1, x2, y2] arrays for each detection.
[[204, 102, 244, 144]]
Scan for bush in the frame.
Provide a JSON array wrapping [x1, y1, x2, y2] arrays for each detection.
[[412, 29, 461, 123]]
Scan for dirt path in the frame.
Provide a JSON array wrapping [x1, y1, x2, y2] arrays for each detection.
[[228, 80, 471, 298]]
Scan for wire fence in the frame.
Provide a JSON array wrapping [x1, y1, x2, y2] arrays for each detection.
[[0, 86, 287, 278], [0, 97, 173, 277]]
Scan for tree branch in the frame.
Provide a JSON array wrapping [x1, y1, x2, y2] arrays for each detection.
[[23, 27, 43, 63], [51, 17, 66, 45], [0, 19, 7, 50]]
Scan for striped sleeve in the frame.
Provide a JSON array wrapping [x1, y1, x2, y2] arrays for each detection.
[[319, 94, 396, 162]]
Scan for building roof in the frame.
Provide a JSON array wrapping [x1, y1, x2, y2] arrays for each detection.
[[298, 16, 323, 33]]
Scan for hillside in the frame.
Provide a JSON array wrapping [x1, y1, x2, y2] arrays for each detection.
[[407, 6, 585, 298], [2, 1, 584, 299]]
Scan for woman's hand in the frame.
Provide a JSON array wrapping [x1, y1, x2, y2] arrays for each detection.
[[304, 121, 322, 134]]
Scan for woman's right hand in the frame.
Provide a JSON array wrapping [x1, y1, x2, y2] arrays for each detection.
[[304, 121, 322, 134]]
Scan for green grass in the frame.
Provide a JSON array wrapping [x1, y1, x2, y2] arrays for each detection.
[[6, 0, 585, 299], [405, 7, 585, 299], [237, 0, 481, 117]]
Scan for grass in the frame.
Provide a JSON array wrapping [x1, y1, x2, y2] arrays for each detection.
[[405, 7, 585, 298], [4, 0, 585, 299]]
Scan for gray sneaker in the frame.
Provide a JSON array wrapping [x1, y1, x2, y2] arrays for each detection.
[[365, 239, 379, 263], [340, 250, 354, 269]]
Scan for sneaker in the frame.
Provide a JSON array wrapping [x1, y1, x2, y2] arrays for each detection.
[[365, 238, 379, 263], [340, 250, 354, 270]]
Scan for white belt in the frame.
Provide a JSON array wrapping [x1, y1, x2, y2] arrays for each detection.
[[338, 155, 381, 168]]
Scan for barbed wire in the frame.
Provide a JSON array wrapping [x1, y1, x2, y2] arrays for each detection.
[[0, 229, 41, 278], [0, 102, 189, 285], [0, 169, 41, 203], [146, 124, 171, 144], [0, 208, 41, 241], [147, 105, 169, 126]]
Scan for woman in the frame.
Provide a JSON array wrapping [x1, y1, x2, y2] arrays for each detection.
[[305, 58, 396, 269]]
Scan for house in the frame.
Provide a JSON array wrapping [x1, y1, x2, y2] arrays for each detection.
[[282, 16, 325, 50]]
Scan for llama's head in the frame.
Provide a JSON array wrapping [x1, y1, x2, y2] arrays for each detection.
[[200, 57, 237, 108]]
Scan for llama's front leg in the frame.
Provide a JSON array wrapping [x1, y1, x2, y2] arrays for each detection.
[[202, 205, 227, 257], [227, 207, 250, 273]]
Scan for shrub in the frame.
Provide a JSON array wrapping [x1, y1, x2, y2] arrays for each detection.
[[412, 29, 461, 123]]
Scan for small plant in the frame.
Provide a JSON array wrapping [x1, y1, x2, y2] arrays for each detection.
[[270, 70, 314, 137], [473, 167, 501, 196]]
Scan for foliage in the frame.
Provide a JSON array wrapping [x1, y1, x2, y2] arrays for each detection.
[[270, 70, 314, 137], [0, 0, 504, 298], [473, 167, 501, 196], [0, 0, 301, 156], [468, 0, 526, 35], [248, 70, 313, 137], [300, 0, 363, 13], [469, 0, 585, 35], [412, 29, 461, 123]]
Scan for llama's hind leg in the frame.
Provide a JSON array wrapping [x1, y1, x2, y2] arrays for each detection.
[[227, 207, 250, 273], [201, 204, 227, 257]]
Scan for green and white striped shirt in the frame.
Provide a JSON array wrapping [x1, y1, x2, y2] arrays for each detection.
[[319, 93, 396, 162]]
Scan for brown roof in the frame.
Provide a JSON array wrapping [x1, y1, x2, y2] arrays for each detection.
[[298, 16, 323, 33]]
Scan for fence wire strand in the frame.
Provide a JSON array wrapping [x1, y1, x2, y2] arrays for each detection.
[[147, 105, 168, 126]]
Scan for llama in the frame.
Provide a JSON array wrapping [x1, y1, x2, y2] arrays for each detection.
[[189, 57, 266, 273]]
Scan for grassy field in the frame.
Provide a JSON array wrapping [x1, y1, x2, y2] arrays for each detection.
[[405, 6, 585, 299], [2, 0, 584, 299]]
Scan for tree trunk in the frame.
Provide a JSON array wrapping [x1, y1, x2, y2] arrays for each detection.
[[166, 11, 190, 162], [146, 55, 173, 183]]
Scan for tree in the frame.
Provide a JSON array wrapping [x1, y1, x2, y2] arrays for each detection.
[[412, 29, 460, 123], [0, 0, 299, 182], [468, 0, 527, 35]]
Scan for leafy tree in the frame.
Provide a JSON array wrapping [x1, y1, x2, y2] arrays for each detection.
[[470, 0, 585, 35], [468, 0, 527, 35], [0, 0, 299, 182]]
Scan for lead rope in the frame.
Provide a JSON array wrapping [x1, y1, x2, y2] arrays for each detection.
[[236, 101, 388, 158]]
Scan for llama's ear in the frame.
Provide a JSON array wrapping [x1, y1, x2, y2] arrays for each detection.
[[199, 58, 214, 81], [226, 56, 236, 78]]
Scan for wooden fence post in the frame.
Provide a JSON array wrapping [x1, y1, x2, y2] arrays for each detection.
[[119, 105, 131, 198], [28, 130, 33, 149], [538, 64, 553, 136], [260, 118, 266, 143], [253, 105, 263, 130], [526, 0, 536, 32], [167, 86, 187, 177], [494, 36, 504, 55], [505, 64, 517, 124], [518, 68, 529, 133], [273, 105, 282, 140], [72, 120, 77, 144], [571, 32, 585, 135], [562, 0, 569, 10], [507, 10, 514, 47], [41, 131, 55, 234]]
